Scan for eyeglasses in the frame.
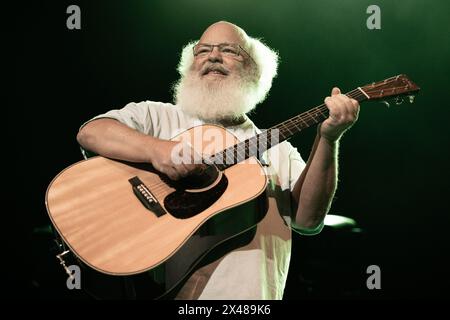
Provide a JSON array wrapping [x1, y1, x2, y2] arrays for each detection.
[[193, 43, 255, 63]]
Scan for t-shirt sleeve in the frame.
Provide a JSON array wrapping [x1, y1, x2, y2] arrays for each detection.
[[265, 142, 306, 192], [79, 101, 156, 136], [78, 101, 172, 158]]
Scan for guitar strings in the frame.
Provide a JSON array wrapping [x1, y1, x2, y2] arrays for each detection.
[[274, 88, 365, 134], [270, 89, 365, 132], [148, 78, 406, 189], [145, 92, 367, 191], [150, 87, 382, 189], [210, 89, 366, 167], [148, 86, 381, 188], [209, 75, 412, 167], [208, 90, 366, 168]]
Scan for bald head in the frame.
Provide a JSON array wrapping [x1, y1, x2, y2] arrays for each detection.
[[199, 21, 248, 48], [174, 22, 279, 120]]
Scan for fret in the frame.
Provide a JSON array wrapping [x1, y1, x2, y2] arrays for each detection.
[[204, 75, 420, 171]]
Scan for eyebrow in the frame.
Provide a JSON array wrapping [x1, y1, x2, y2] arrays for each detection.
[[196, 42, 234, 46], [194, 42, 256, 64]]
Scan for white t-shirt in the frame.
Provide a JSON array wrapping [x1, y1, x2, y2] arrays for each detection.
[[83, 101, 324, 300]]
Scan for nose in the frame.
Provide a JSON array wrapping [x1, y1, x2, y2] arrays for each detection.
[[207, 46, 223, 63]]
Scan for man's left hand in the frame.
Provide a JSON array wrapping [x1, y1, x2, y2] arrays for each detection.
[[320, 87, 360, 142]]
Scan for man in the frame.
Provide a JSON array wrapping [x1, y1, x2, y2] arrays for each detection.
[[77, 21, 359, 299]]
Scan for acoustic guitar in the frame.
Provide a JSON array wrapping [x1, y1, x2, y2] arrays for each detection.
[[45, 74, 420, 298]]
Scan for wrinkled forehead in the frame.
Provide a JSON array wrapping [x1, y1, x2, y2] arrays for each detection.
[[199, 22, 246, 46]]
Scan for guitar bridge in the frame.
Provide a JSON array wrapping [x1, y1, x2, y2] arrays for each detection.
[[129, 176, 166, 217]]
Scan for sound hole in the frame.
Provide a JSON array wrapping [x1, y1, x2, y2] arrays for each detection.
[[171, 164, 220, 191], [164, 173, 228, 219]]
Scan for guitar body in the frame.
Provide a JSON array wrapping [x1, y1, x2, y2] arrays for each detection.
[[46, 124, 268, 298]]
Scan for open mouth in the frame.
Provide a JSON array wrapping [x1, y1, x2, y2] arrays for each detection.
[[202, 67, 228, 76], [209, 70, 225, 74]]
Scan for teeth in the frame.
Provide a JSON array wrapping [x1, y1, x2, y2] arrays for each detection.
[[204, 69, 226, 75]]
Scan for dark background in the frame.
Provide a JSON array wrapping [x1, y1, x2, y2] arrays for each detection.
[[12, 0, 449, 299]]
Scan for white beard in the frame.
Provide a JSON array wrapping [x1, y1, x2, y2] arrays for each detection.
[[174, 67, 259, 122]]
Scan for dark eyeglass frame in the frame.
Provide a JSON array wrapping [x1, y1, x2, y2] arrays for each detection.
[[192, 42, 255, 64]]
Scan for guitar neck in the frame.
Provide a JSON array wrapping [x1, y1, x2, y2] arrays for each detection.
[[268, 87, 369, 141], [211, 87, 368, 171]]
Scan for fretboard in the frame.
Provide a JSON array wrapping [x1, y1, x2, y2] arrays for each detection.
[[208, 88, 368, 171]]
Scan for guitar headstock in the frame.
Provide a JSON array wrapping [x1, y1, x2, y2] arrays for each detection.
[[359, 74, 420, 106]]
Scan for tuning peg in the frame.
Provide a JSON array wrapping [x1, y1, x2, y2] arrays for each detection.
[[408, 95, 415, 103]]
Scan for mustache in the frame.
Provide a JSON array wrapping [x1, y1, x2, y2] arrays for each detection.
[[201, 64, 230, 76]]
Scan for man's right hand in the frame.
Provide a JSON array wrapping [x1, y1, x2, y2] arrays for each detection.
[[78, 119, 206, 180], [148, 140, 205, 181]]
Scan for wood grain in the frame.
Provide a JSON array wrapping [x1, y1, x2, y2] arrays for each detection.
[[46, 125, 267, 275]]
